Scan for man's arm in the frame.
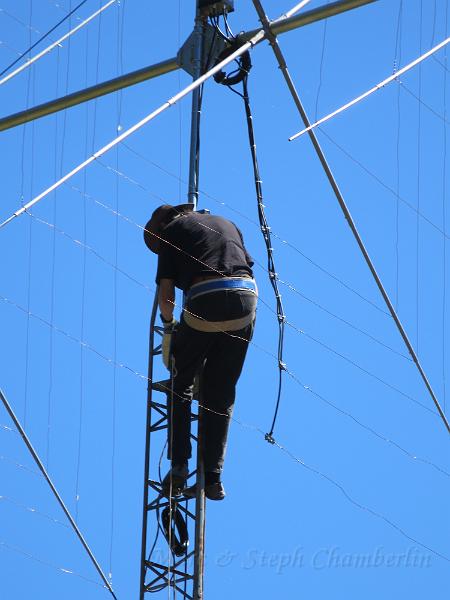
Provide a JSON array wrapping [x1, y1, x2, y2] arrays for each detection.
[[158, 278, 175, 322]]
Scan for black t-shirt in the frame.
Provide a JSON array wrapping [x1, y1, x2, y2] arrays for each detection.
[[156, 212, 254, 291]]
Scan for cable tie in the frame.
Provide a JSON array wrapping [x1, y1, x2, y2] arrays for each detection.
[[279, 361, 287, 371], [265, 433, 275, 444]]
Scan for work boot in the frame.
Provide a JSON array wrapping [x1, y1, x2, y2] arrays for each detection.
[[183, 481, 226, 501], [161, 463, 189, 498]]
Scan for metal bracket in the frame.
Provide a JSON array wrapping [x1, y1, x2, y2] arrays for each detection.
[[177, 23, 228, 78], [198, 0, 234, 17]]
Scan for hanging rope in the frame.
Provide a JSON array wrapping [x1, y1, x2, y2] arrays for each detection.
[[213, 27, 286, 442]]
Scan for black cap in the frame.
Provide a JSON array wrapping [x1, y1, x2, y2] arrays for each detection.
[[143, 203, 194, 254]]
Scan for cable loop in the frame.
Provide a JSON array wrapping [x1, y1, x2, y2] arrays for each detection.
[[161, 506, 189, 557], [213, 40, 252, 87]]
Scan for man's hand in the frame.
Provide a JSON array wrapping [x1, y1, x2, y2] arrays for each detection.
[[162, 318, 178, 369], [158, 278, 175, 322]]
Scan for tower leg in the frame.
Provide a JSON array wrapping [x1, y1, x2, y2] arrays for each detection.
[[193, 370, 206, 599]]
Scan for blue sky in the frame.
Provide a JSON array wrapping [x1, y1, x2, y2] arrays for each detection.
[[0, 0, 449, 598]]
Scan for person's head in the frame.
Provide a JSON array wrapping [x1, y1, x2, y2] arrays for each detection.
[[143, 203, 193, 254]]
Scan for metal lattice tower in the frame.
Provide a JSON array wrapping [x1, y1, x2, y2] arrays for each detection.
[[139, 294, 206, 599], [139, 3, 210, 598]]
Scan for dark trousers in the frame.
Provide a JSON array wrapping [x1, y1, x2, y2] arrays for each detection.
[[168, 289, 256, 473]]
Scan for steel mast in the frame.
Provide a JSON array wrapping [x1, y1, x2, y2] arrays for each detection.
[[139, 2, 211, 599]]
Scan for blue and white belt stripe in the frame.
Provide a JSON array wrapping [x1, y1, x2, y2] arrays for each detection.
[[187, 277, 257, 302]]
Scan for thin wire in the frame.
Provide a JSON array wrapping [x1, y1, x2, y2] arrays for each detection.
[[46, 44, 61, 469], [0, 39, 22, 57], [290, 34, 450, 141], [0, 453, 41, 477], [0, 539, 110, 589], [320, 129, 450, 241], [433, 54, 450, 73], [442, 1, 448, 413], [28, 211, 153, 292], [314, 1, 328, 120], [400, 81, 450, 125], [109, 0, 125, 579], [0, 0, 116, 86], [47, 0, 83, 20], [91, 0, 103, 153], [0, 0, 89, 77], [284, 318, 431, 413], [75, 0, 88, 524], [271, 437, 450, 563], [273, 272, 410, 360], [0, 494, 69, 528], [0, 8, 56, 42], [23, 0, 34, 429], [0, 423, 18, 434], [394, 0, 403, 310], [283, 370, 450, 479], [416, 0, 423, 353]]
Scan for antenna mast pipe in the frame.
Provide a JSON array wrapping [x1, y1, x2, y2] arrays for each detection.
[[187, 6, 206, 207], [189, 3, 206, 598], [251, 0, 450, 434]]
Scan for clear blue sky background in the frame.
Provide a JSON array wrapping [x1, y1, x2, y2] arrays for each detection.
[[0, 0, 449, 598]]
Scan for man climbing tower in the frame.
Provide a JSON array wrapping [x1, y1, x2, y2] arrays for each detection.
[[144, 204, 257, 501]]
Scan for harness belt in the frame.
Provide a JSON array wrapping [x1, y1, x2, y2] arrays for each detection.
[[184, 277, 257, 332], [183, 310, 255, 333], [186, 277, 257, 301]]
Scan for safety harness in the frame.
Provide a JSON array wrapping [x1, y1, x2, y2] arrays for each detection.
[[183, 276, 258, 332]]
